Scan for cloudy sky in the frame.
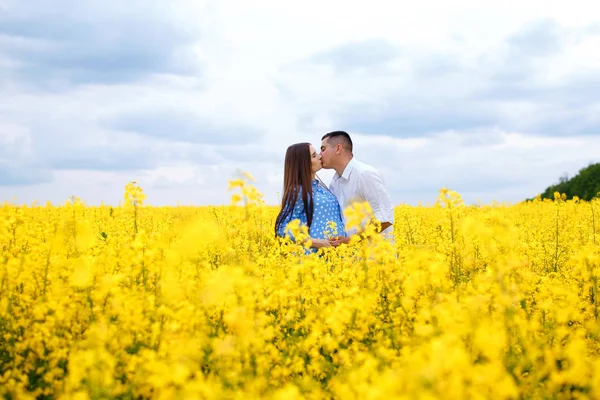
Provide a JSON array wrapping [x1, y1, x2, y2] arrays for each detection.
[[1, 0, 599, 206]]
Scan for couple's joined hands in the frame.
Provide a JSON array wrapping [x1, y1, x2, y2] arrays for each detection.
[[310, 236, 351, 249], [328, 236, 350, 247]]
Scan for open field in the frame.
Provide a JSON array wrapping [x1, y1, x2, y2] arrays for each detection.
[[1, 179, 600, 399]]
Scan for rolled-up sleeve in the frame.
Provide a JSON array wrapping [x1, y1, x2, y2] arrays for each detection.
[[357, 170, 394, 225]]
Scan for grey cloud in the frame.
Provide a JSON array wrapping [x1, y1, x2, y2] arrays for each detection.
[[101, 110, 261, 145], [431, 173, 529, 195], [343, 109, 494, 137], [350, 132, 576, 206], [39, 134, 225, 171], [455, 131, 507, 147], [478, 74, 600, 107], [394, 175, 526, 197], [48, 145, 159, 171], [413, 54, 467, 79], [474, 74, 600, 136], [0, 0, 199, 85], [171, 145, 224, 166], [481, 20, 563, 90], [489, 20, 563, 86], [0, 102, 244, 176], [0, 163, 53, 186], [152, 176, 200, 190], [507, 19, 562, 58], [298, 38, 401, 73], [292, 20, 600, 139], [480, 20, 600, 104], [214, 145, 282, 164], [534, 109, 600, 136]]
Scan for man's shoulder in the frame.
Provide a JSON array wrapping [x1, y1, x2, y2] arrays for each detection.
[[352, 159, 380, 176]]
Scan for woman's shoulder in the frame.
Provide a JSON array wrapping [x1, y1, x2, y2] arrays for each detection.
[[313, 179, 330, 190]]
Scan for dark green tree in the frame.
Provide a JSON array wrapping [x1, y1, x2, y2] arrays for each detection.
[[536, 162, 600, 201]]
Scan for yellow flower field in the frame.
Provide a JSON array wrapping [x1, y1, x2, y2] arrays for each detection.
[[1, 178, 600, 399]]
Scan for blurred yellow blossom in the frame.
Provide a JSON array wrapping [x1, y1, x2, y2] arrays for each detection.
[[0, 180, 600, 399]]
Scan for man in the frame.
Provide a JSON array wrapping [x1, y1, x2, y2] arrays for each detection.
[[319, 130, 394, 245]]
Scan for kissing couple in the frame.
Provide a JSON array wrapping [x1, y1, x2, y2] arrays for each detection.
[[275, 130, 394, 253]]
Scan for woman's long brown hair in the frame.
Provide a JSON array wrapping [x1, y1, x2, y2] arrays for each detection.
[[275, 143, 314, 236]]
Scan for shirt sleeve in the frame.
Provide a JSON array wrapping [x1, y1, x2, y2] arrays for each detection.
[[276, 190, 306, 241], [357, 169, 394, 225]]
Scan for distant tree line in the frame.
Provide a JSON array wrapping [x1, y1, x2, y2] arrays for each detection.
[[537, 162, 600, 201]]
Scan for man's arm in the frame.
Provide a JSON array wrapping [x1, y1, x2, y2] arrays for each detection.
[[329, 170, 394, 246], [358, 169, 394, 233]]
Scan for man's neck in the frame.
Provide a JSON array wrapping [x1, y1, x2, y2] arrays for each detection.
[[334, 156, 353, 177]]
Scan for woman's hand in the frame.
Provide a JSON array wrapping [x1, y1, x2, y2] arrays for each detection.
[[310, 238, 332, 249]]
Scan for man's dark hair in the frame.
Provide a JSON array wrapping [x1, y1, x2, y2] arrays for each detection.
[[321, 130, 353, 152]]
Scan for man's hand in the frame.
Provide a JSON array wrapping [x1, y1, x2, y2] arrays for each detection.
[[329, 236, 351, 247], [367, 218, 392, 234], [379, 222, 392, 233]]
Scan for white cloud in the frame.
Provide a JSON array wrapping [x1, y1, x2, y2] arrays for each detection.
[[1, 0, 600, 206]]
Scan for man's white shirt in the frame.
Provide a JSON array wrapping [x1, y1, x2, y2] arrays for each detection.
[[328, 158, 394, 239]]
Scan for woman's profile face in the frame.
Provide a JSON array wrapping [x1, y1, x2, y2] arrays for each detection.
[[309, 144, 322, 174]]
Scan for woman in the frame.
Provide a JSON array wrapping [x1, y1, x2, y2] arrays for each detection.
[[275, 142, 347, 252]]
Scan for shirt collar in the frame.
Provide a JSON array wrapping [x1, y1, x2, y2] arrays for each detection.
[[335, 158, 356, 181]]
